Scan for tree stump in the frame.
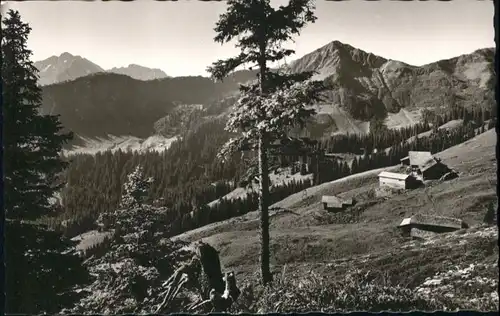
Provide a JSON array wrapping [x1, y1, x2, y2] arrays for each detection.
[[156, 241, 240, 313], [195, 241, 225, 297]]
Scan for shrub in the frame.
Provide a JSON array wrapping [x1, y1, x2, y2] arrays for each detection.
[[67, 205, 195, 314], [483, 201, 497, 225], [415, 262, 498, 311], [239, 267, 456, 313]]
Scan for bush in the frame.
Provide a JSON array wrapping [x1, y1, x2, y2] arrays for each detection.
[[237, 267, 456, 313], [67, 205, 195, 314], [483, 201, 497, 225], [415, 262, 498, 311]]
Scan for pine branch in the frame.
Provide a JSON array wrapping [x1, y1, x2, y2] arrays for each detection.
[[207, 52, 250, 81]]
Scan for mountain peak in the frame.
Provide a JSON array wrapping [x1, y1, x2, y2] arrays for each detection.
[[316, 40, 357, 54], [34, 53, 104, 86], [59, 52, 75, 59], [325, 40, 350, 49], [287, 40, 387, 79]]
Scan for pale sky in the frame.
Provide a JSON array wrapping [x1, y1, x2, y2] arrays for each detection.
[[3, 0, 494, 77]]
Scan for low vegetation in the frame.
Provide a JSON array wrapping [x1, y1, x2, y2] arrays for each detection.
[[67, 164, 498, 313]]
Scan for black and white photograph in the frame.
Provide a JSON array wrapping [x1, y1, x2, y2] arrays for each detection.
[[2, 0, 498, 314]]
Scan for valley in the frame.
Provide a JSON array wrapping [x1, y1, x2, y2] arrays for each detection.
[[4, 0, 497, 313]]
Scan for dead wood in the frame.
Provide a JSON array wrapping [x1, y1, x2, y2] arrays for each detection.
[[156, 241, 241, 313]]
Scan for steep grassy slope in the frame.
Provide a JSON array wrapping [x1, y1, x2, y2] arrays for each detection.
[[173, 129, 497, 288]]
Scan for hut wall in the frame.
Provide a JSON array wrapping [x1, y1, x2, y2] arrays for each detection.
[[379, 177, 407, 189], [422, 163, 450, 180], [410, 228, 441, 239], [412, 223, 460, 233]]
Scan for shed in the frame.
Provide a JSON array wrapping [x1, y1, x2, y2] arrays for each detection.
[[378, 171, 419, 190], [321, 195, 353, 211], [400, 151, 450, 180], [398, 214, 467, 239]]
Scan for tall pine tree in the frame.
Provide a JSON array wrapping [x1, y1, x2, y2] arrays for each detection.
[[207, 0, 322, 284], [120, 165, 154, 208], [2, 10, 88, 313]]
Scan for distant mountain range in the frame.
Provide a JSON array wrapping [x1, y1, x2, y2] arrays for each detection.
[[37, 42, 495, 148], [34, 53, 170, 85], [107, 64, 169, 81]]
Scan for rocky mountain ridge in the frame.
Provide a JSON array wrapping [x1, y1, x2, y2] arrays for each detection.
[[39, 42, 495, 148], [288, 41, 494, 121], [34, 52, 105, 86], [107, 64, 169, 81], [34, 53, 171, 86]]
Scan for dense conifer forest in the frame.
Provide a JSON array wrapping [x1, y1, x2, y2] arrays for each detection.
[[44, 104, 495, 239]]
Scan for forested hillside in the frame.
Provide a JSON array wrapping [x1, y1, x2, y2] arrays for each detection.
[[40, 70, 256, 140], [45, 103, 496, 239]]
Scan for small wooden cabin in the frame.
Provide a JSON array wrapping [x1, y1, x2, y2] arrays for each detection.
[[378, 171, 419, 190], [399, 151, 449, 180], [398, 214, 467, 239], [321, 195, 353, 211]]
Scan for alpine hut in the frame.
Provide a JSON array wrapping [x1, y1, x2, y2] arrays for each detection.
[[399, 151, 450, 180], [378, 171, 419, 190], [321, 195, 354, 212], [398, 214, 468, 239]]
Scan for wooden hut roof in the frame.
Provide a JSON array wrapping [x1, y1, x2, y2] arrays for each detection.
[[378, 171, 410, 181], [398, 214, 463, 230], [408, 151, 434, 167], [321, 195, 343, 208]]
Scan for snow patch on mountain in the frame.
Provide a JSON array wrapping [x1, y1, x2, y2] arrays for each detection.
[[314, 103, 370, 135], [41, 64, 52, 72], [462, 62, 492, 88], [385, 109, 422, 130], [379, 60, 414, 88], [438, 119, 463, 131], [64, 134, 179, 155]]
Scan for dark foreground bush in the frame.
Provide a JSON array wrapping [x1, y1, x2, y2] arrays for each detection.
[[237, 267, 459, 313]]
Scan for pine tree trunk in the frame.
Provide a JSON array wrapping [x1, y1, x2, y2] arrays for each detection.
[[258, 134, 272, 284], [258, 36, 272, 285]]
